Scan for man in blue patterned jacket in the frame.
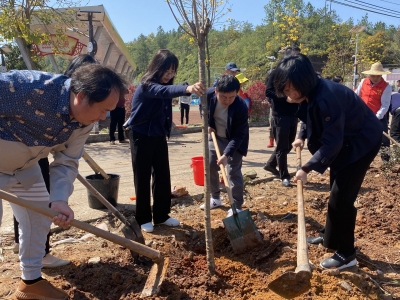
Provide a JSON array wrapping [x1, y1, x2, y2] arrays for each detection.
[[0, 64, 125, 299]]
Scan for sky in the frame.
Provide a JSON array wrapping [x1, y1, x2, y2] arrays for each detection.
[[83, 0, 400, 43]]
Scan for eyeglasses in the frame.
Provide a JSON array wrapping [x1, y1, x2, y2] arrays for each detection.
[[164, 71, 176, 78]]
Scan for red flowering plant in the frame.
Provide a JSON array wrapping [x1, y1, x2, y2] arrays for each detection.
[[124, 84, 136, 120], [245, 81, 270, 123]]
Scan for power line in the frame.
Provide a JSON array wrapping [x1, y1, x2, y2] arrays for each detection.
[[378, 0, 398, 5], [349, 0, 400, 15], [330, 0, 398, 19]]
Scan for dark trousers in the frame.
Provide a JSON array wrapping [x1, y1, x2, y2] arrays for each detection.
[[380, 113, 390, 147], [128, 131, 172, 225], [265, 116, 298, 179], [390, 109, 400, 143], [180, 103, 190, 125], [109, 107, 126, 142], [321, 141, 381, 255], [14, 157, 50, 254]]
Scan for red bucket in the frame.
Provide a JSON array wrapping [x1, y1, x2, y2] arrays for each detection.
[[190, 156, 204, 186]]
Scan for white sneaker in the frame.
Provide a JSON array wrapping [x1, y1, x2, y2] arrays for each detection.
[[226, 208, 242, 218], [141, 222, 154, 233], [42, 253, 70, 268], [158, 217, 180, 227], [200, 197, 223, 210]]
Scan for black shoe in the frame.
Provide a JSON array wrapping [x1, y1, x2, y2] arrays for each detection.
[[263, 164, 279, 176], [320, 251, 357, 270], [281, 178, 291, 187], [306, 236, 324, 245]]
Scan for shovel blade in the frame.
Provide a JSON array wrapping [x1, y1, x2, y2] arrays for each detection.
[[222, 209, 263, 254], [140, 257, 169, 298], [121, 216, 145, 245], [121, 217, 146, 261], [268, 270, 312, 299]]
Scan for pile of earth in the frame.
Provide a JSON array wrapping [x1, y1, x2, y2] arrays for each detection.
[[1, 157, 400, 299]]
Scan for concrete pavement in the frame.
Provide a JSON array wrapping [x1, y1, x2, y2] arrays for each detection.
[[0, 126, 312, 235]]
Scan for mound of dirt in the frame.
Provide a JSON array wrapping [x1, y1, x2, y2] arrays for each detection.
[[1, 157, 400, 299]]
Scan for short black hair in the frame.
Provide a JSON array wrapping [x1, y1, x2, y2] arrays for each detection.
[[332, 75, 343, 83], [64, 54, 98, 77], [274, 54, 318, 98], [397, 80, 400, 83], [70, 64, 126, 105], [215, 74, 240, 93]]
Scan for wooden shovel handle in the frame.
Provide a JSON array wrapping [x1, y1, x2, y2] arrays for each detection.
[[295, 147, 311, 272], [383, 131, 399, 146], [210, 131, 229, 187], [210, 132, 236, 209], [82, 151, 110, 180], [0, 189, 162, 262]]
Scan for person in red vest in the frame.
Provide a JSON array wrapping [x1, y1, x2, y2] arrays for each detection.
[[355, 62, 391, 161]]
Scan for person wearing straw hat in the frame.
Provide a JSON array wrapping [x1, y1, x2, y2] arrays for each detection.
[[355, 62, 391, 161]]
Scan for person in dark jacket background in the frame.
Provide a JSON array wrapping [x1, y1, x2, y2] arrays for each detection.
[[273, 54, 381, 270], [109, 93, 129, 145], [263, 46, 300, 187], [125, 49, 204, 233], [200, 75, 249, 217]]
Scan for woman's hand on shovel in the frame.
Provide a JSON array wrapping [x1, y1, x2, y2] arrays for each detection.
[[50, 201, 74, 229], [293, 169, 308, 184], [292, 138, 304, 150]]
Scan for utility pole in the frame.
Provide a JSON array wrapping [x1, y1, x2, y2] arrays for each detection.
[[349, 26, 366, 90]]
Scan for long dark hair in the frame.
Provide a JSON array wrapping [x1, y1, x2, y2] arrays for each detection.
[[274, 54, 318, 99], [141, 49, 179, 90], [64, 54, 98, 77]]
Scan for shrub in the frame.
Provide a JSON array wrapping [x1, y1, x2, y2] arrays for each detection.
[[249, 100, 270, 123], [246, 81, 266, 101], [125, 84, 137, 120], [245, 81, 270, 123]]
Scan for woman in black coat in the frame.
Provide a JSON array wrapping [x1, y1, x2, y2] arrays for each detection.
[[273, 54, 382, 270]]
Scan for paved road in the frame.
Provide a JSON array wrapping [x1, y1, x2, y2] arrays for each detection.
[[0, 126, 312, 235]]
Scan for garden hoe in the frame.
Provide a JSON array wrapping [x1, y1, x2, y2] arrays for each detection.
[[0, 189, 168, 298], [383, 131, 399, 147], [211, 132, 263, 254], [76, 173, 144, 260], [81, 151, 144, 260], [268, 147, 312, 299]]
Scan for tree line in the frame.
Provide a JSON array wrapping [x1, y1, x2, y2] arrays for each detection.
[[126, 0, 400, 86]]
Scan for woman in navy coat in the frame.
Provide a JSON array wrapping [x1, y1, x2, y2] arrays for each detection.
[[125, 49, 204, 232], [273, 54, 382, 270]]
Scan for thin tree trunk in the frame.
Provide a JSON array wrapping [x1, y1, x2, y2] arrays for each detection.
[[205, 34, 211, 87], [198, 34, 215, 275]]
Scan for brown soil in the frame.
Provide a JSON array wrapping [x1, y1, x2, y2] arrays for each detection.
[[1, 157, 400, 299]]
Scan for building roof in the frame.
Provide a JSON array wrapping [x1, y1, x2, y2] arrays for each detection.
[[30, 5, 135, 80]]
